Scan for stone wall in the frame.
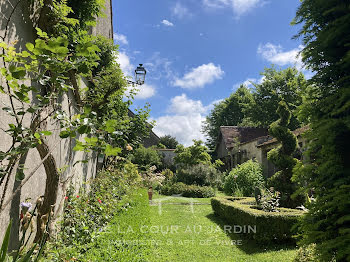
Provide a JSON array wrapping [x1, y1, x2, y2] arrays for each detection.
[[0, 0, 113, 248]]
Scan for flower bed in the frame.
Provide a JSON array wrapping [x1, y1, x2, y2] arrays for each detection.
[[211, 197, 304, 243]]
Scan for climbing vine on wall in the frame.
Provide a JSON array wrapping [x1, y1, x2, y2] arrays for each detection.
[[0, 0, 150, 245]]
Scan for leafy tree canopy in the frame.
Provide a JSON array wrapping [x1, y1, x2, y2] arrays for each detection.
[[291, 1, 350, 261], [202, 85, 253, 149], [174, 140, 211, 167], [203, 67, 308, 150], [158, 135, 179, 149]]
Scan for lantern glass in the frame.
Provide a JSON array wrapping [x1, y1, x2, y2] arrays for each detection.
[[135, 64, 146, 85]]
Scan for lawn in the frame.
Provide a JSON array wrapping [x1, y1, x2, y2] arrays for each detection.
[[148, 194, 297, 262], [81, 191, 298, 261]]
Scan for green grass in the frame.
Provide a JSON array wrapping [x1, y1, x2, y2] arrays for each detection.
[[148, 195, 297, 262], [80, 192, 297, 261]]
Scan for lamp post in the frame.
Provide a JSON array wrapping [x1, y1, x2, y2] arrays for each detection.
[[127, 64, 147, 86]]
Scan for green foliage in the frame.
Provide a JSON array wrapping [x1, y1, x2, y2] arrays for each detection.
[[45, 189, 150, 261], [255, 187, 280, 212], [293, 244, 323, 262], [203, 68, 307, 150], [224, 160, 264, 196], [176, 164, 223, 188], [141, 166, 165, 189], [67, 0, 105, 29], [130, 145, 162, 172], [161, 182, 215, 198], [174, 140, 211, 167], [158, 135, 179, 149], [292, 2, 350, 260], [211, 197, 304, 243], [267, 101, 301, 208], [246, 67, 306, 130], [0, 221, 11, 262], [203, 85, 253, 149], [44, 161, 141, 260], [161, 168, 174, 184]]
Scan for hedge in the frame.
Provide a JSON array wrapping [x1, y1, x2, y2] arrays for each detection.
[[211, 196, 304, 243], [161, 182, 215, 198]]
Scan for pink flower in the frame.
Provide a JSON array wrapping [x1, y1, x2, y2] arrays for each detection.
[[65, 196, 68, 200], [98, 199, 102, 204], [76, 195, 79, 198]]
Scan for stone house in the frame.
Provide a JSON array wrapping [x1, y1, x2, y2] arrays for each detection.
[[215, 126, 268, 170], [215, 126, 309, 177]]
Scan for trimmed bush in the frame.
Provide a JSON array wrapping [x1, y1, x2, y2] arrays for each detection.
[[176, 163, 223, 187], [161, 182, 215, 198], [224, 160, 264, 196], [211, 196, 304, 243]]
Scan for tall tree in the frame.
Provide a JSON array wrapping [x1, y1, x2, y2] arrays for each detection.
[[202, 85, 253, 149], [174, 140, 211, 167], [158, 135, 179, 149], [246, 67, 306, 130], [292, 1, 350, 261]]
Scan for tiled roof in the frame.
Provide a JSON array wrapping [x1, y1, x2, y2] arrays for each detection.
[[257, 125, 310, 148], [219, 126, 268, 149]]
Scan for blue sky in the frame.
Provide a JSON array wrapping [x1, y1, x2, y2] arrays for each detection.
[[112, 0, 306, 146]]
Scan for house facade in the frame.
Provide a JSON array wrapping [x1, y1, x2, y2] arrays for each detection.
[[215, 126, 308, 177]]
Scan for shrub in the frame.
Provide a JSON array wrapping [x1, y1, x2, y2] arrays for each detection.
[[161, 182, 215, 198], [44, 161, 141, 259], [130, 145, 161, 172], [211, 196, 304, 243], [224, 160, 264, 196], [255, 187, 281, 212], [176, 163, 223, 187], [267, 101, 300, 208], [141, 165, 165, 189], [161, 168, 174, 184], [81, 189, 151, 261], [293, 244, 324, 262]]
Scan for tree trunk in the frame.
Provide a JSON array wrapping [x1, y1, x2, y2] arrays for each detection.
[[34, 140, 59, 242]]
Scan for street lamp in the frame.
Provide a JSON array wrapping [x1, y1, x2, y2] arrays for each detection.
[[127, 64, 147, 86]]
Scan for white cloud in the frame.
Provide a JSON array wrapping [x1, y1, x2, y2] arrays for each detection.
[[172, 2, 192, 19], [153, 94, 219, 146], [161, 19, 174, 27], [113, 33, 128, 45], [257, 43, 304, 70], [129, 83, 156, 100], [173, 63, 224, 89], [168, 94, 207, 115], [116, 51, 134, 76], [203, 0, 263, 16]]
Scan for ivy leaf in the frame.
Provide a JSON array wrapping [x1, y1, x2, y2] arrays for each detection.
[[34, 132, 41, 139], [77, 125, 91, 134], [15, 169, 25, 181], [11, 69, 26, 79], [105, 119, 116, 133], [59, 130, 70, 138], [14, 91, 30, 103], [26, 43, 34, 52], [0, 42, 7, 49], [41, 131, 52, 136], [73, 141, 85, 151], [83, 105, 92, 115], [84, 137, 98, 145], [105, 144, 121, 156]]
